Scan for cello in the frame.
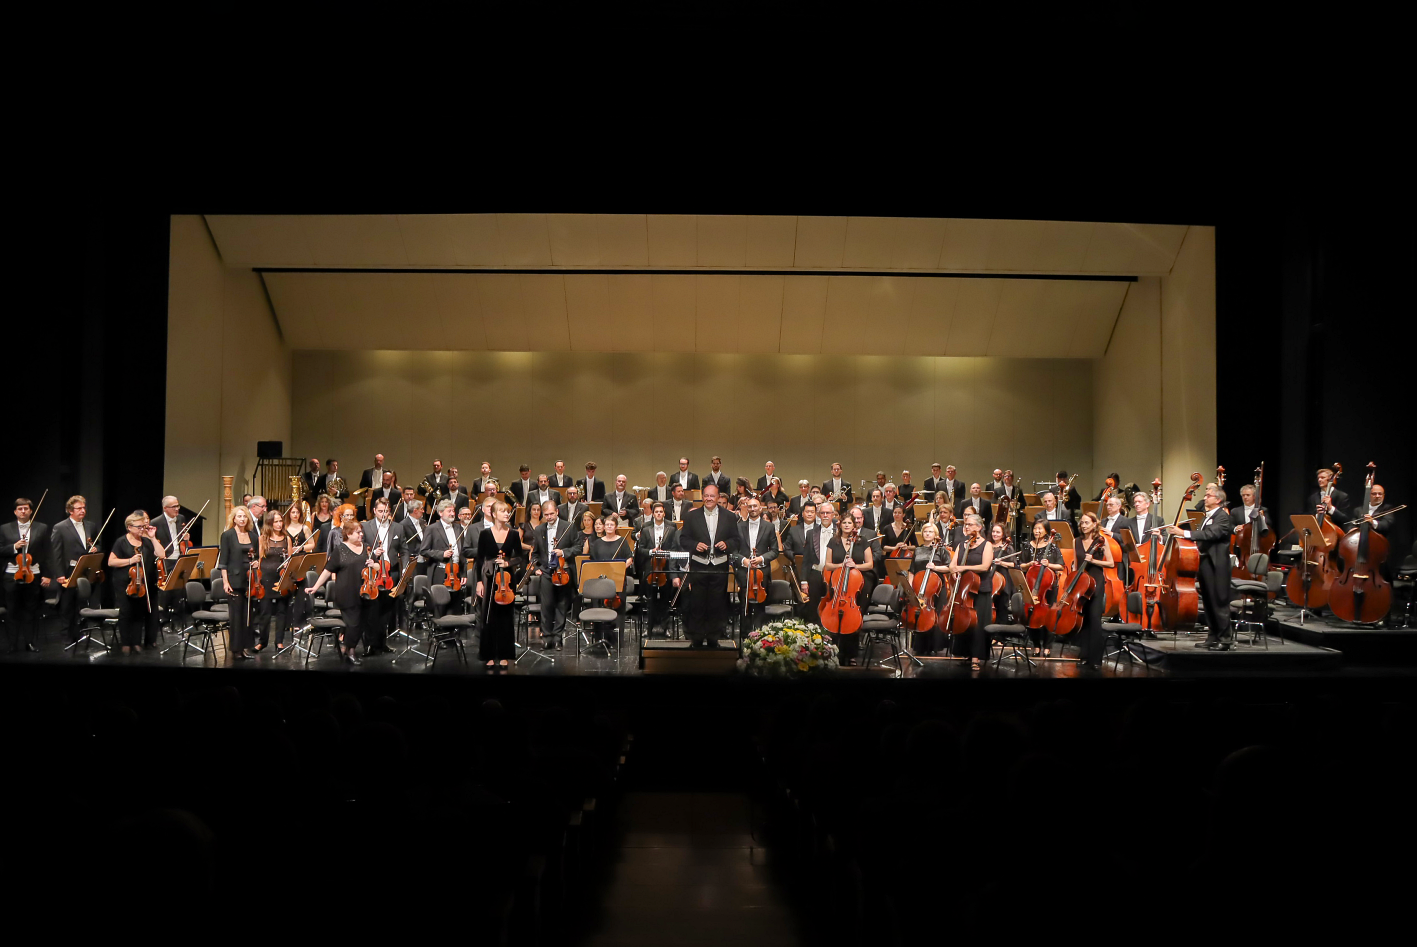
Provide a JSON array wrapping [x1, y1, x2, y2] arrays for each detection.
[[901, 539, 944, 631], [818, 539, 864, 638], [1123, 480, 1166, 632], [1045, 534, 1103, 637], [1156, 473, 1204, 632], [1231, 463, 1275, 582], [1285, 461, 1345, 608], [1328, 462, 1392, 624], [937, 540, 981, 637], [1024, 529, 1062, 632]]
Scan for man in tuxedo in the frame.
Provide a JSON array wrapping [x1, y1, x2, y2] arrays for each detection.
[[922, 463, 945, 499], [934, 465, 965, 508], [150, 495, 188, 627], [530, 500, 578, 649], [822, 463, 853, 506], [781, 500, 814, 564], [604, 474, 640, 523], [787, 481, 815, 519], [550, 460, 572, 489], [733, 496, 778, 633], [370, 471, 401, 515], [445, 476, 470, 513], [635, 501, 682, 637], [1040, 490, 1073, 529], [420, 459, 450, 501], [4, 496, 50, 651], [678, 484, 739, 647], [672, 457, 700, 494], [360, 497, 404, 654], [50, 495, 99, 643], [755, 461, 777, 494], [527, 474, 561, 513], [578, 463, 607, 502], [509, 465, 534, 510], [301, 458, 322, 501], [1098, 495, 1131, 584], [861, 489, 892, 531], [648, 471, 674, 504], [1353, 482, 1400, 584], [471, 462, 495, 499], [666, 484, 692, 525], [1165, 482, 1234, 650], [359, 454, 389, 492], [1054, 471, 1082, 518], [1307, 467, 1351, 526], [420, 500, 468, 615], [851, 506, 886, 588], [882, 483, 905, 520], [956, 483, 992, 524], [801, 500, 835, 618], [401, 499, 429, 578], [560, 486, 589, 528], [393, 486, 419, 522], [1229, 484, 1271, 541], [702, 457, 730, 496]]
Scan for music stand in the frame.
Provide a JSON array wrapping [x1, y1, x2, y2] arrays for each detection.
[[883, 558, 912, 591], [1024, 493, 1040, 506], [1082, 500, 1100, 520], [578, 561, 628, 657], [188, 547, 219, 581], [351, 487, 372, 518], [1117, 528, 1143, 586], [62, 554, 107, 653], [589, 501, 603, 518], [913, 502, 931, 522], [1024, 505, 1044, 525], [1009, 567, 1046, 643], [689, 489, 702, 502], [1289, 514, 1327, 625], [1048, 521, 1076, 546], [158, 554, 201, 656]]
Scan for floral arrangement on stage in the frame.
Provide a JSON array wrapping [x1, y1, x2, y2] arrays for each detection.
[[738, 619, 839, 677]]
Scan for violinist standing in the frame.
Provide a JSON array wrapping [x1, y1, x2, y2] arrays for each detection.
[[419, 500, 466, 617], [635, 502, 682, 638], [4, 497, 50, 652], [254, 510, 290, 653], [306, 520, 371, 665], [50, 496, 99, 645], [822, 513, 873, 666], [219, 506, 258, 659], [152, 496, 187, 629], [108, 511, 164, 654], [475, 499, 524, 669], [948, 513, 995, 671], [1165, 483, 1233, 651], [1071, 511, 1114, 670], [734, 497, 778, 634], [799, 502, 833, 620], [532, 500, 578, 650], [360, 497, 405, 655]]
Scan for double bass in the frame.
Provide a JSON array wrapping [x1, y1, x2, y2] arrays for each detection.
[[1285, 461, 1345, 608], [1157, 473, 1204, 632], [1231, 463, 1275, 582], [901, 540, 944, 631], [1328, 462, 1392, 624], [1123, 480, 1165, 632]]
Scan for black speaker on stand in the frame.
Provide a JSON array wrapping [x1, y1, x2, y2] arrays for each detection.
[[257, 441, 283, 459]]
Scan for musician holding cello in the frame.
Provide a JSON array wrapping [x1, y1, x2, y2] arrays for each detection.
[[4, 497, 49, 652], [907, 522, 949, 655], [1021, 518, 1065, 656], [1071, 511, 1115, 669], [821, 511, 873, 666], [947, 513, 995, 671], [1164, 482, 1233, 651]]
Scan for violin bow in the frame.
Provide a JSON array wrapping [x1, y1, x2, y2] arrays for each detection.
[[88, 508, 117, 552], [166, 499, 211, 557]]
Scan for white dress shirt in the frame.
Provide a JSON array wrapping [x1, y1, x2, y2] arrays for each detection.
[[817, 525, 834, 566], [441, 521, 459, 562], [1182, 509, 1215, 540], [678, 472, 690, 489], [747, 518, 761, 556]]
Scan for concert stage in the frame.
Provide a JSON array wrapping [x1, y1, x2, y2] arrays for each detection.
[[1272, 604, 1417, 664]]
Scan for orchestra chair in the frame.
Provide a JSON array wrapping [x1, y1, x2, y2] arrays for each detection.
[[182, 580, 228, 663], [858, 584, 904, 675], [514, 587, 555, 667], [305, 575, 346, 667], [577, 577, 620, 659], [425, 583, 472, 668], [763, 580, 795, 623], [1392, 541, 1416, 628], [1230, 554, 1282, 648], [395, 575, 433, 663], [986, 593, 1036, 673], [67, 577, 117, 655], [1101, 592, 1148, 672]]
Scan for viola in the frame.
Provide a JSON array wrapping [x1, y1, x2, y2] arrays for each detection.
[[444, 525, 468, 592], [937, 545, 980, 636], [1024, 533, 1061, 630], [1045, 535, 1103, 637], [1329, 462, 1392, 624], [493, 552, 515, 605], [902, 542, 943, 631], [1157, 473, 1203, 631], [818, 549, 864, 636]]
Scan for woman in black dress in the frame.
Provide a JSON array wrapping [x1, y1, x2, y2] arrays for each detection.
[[1020, 518, 1065, 656], [219, 505, 258, 660], [520, 500, 543, 559], [822, 515, 874, 667], [475, 500, 524, 669], [909, 521, 950, 656], [306, 520, 372, 665], [881, 505, 914, 559], [284, 503, 316, 631], [255, 510, 290, 653], [1073, 511, 1114, 671], [988, 522, 1016, 626], [584, 514, 633, 643], [310, 494, 335, 549], [107, 510, 165, 654], [947, 513, 994, 671]]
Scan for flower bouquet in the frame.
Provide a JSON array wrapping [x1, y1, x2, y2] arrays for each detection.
[[738, 618, 839, 677]]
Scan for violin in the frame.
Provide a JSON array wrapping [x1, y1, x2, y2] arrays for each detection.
[[444, 524, 468, 592], [551, 548, 571, 586], [1025, 531, 1061, 630], [647, 534, 670, 587], [1045, 534, 1103, 637], [744, 544, 768, 604], [360, 545, 381, 600], [1157, 473, 1203, 631], [1329, 462, 1392, 624], [493, 550, 515, 605], [937, 541, 980, 636], [127, 543, 147, 599], [818, 541, 864, 636], [12, 488, 46, 585], [902, 541, 943, 631], [248, 551, 266, 601]]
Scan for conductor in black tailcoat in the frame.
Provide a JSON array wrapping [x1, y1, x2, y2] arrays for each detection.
[[677, 484, 740, 647], [1165, 482, 1234, 650]]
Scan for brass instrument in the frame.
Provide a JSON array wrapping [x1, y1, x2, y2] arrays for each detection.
[[289, 475, 312, 527], [325, 476, 346, 498], [420, 475, 445, 506]]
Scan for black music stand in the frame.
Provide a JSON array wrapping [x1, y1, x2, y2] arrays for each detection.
[[158, 554, 201, 656], [1289, 514, 1327, 625], [62, 554, 108, 654]]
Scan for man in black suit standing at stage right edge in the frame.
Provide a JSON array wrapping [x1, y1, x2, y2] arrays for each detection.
[[1165, 481, 1234, 650]]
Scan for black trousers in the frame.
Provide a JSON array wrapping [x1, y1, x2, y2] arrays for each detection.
[[686, 570, 729, 646], [642, 577, 677, 634], [259, 594, 292, 647], [228, 590, 253, 652], [364, 593, 393, 650], [1079, 587, 1107, 665], [4, 577, 42, 648], [539, 575, 572, 643], [57, 583, 84, 642], [1198, 560, 1232, 639], [116, 593, 159, 648]]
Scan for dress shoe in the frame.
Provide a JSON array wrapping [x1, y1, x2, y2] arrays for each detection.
[[26, 644, 38, 653], [1215, 639, 1234, 651], [1195, 638, 1218, 649], [346, 652, 361, 665]]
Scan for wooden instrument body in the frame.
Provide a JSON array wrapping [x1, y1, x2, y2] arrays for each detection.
[[1024, 559, 1058, 630], [938, 570, 980, 636], [1329, 522, 1392, 623], [818, 563, 864, 636], [359, 560, 380, 600], [647, 551, 670, 587], [14, 550, 35, 584], [1099, 532, 1125, 617], [1157, 536, 1199, 630], [127, 559, 147, 599], [247, 557, 265, 601], [493, 561, 515, 605], [1124, 531, 1165, 631], [1044, 558, 1095, 637], [1283, 518, 1343, 607], [1230, 521, 1275, 580], [902, 567, 942, 631], [744, 563, 768, 603]]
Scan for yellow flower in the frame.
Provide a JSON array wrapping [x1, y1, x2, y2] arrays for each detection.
[[797, 662, 809, 672], [808, 658, 818, 667], [775, 645, 789, 655], [812, 635, 821, 643]]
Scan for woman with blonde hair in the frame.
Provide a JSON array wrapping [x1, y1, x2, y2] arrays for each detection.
[[474, 499, 524, 670], [107, 510, 165, 654], [219, 505, 258, 659], [948, 512, 994, 671]]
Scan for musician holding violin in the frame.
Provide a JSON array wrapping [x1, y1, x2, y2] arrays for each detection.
[[635, 501, 682, 639], [360, 497, 405, 656], [107, 511, 165, 655], [218, 505, 259, 659], [254, 510, 293, 653], [881, 504, 914, 560], [529, 499, 578, 650], [4, 496, 50, 653], [50, 495, 101, 645], [306, 519, 372, 665], [475, 499, 524, 670], [821, 512, 873, 666], [420, 500, 468, 616], [733, 496, 778, 634], [1163, 482, 1233, 651]]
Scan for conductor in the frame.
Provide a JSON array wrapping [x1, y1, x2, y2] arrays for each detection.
[[678, 483, 740, 647]]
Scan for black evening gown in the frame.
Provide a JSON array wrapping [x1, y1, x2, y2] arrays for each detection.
[[326, 542, 366, 649], [948, 541, 992, 660], [476, 528, 524, 661]]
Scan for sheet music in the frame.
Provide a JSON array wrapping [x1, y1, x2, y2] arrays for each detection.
[[691, 553, 728, 566]]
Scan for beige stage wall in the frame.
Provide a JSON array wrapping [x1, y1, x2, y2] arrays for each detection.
[[165, 215, 1217, 509], [291, 352, 1093, 497]]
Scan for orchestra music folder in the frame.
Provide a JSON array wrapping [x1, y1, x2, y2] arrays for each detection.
[[66, 552, 104, 587], [162, 554, 200, 592], [579, 560, 627, 594], [1048, 521, 1076, 546], [883, 558, 912, 590], [1117, 528, 1144, 566], [188, 547, 219, 580], [589, 501, 603, 518], [1186, 510, 1206, 527], [1289, 514, 1330, 555]]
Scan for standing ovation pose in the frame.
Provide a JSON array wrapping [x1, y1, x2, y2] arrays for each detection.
[[1073, 511, 1115, 669], [4, 497, 50, 652], [107, 511, 165, 654], [218, 506, 258, 660], [475, 500, 524, 669]]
